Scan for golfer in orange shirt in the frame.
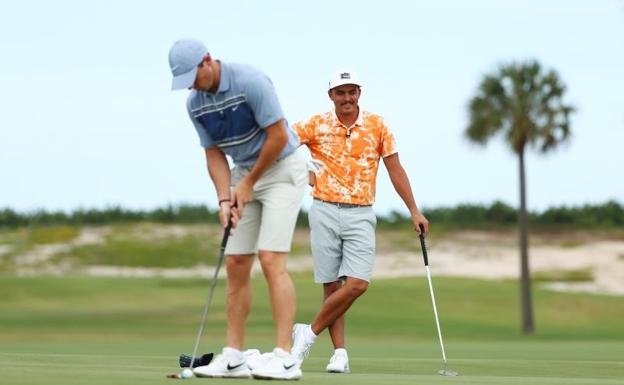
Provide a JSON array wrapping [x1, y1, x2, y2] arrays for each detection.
[[291, 69, 429, 373]]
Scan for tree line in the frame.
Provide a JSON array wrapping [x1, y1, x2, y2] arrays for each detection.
[[379, 200, 624, 230], [1, 200, 622, 229]]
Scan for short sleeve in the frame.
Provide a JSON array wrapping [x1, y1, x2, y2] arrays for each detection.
[[292, 117, 317, 146], [187, 95, 215, 148], [380, 118, 398, 158], [244, 74, 284, 129]]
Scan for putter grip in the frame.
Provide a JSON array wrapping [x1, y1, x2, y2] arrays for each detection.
[[220, 203, 236, 249], [418, 224, 429, 266], [220, 221, 232, 249]]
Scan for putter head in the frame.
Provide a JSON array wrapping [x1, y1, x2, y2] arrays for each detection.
[[438, 369, 459, 376], [179, 352, 214, 368]]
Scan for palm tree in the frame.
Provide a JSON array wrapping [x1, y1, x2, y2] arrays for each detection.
[[465, 60, 574, 334]]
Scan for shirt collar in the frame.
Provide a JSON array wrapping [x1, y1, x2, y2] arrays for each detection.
[[330, 108, 364, 128], [216, 60, 230, 93]]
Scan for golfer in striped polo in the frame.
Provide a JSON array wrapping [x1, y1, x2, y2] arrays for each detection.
[[168, 39, 307, 380]]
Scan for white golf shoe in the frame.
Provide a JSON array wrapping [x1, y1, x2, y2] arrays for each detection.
[[244, 348, 274, 371], [326, 348, 350, 373], [291, 323, 315, 365], [193, 347, 251, 378], [251, 347, 302, 380]]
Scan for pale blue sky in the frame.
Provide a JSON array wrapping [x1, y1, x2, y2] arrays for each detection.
[[1, 0, 622, 215]]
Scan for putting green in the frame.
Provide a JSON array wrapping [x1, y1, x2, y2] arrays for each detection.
[[1, 275, 623, 384], [1, 340, 622, 385]]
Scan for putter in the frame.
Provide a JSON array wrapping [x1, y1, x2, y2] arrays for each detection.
[[179, 353, 214, 368], [418, 225, 458, 377], [167, 216, 233, 379], [188, 218, 233, 368]]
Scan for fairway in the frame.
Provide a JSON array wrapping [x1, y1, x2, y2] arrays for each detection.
[[1, 275, 623, 385]]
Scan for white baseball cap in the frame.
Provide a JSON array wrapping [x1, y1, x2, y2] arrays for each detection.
[[328, 69, 361, 90], [168, 39, 209, 90]]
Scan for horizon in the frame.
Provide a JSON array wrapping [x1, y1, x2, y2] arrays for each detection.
[[2, 198, 621, 217]]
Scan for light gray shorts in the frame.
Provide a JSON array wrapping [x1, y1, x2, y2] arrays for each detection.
[[308, 199, 377, 283], [225, 153, 308, 255]]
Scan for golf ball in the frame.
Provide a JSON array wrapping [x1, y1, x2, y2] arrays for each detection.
[[181, 368, 194, 379]]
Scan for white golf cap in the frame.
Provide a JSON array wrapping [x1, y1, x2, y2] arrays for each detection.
[[328, 69, 361, 90], [168, 39, 209, 90]]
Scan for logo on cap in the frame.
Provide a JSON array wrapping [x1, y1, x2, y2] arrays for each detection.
[[340, 73, 351, 79]]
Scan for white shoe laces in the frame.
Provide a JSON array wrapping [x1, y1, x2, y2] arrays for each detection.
[[300, 341, 313, 358], [292, 325, 314, 359]]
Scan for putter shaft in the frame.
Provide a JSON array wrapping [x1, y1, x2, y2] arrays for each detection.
[[188, 222, 233, 369], [419, 228, 458, 376]]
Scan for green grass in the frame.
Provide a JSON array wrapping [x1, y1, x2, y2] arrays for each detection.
[[52, 236, 222, 268], [50, 224, 225, 268], [28, 226, 81, 244], [2, 275, 623, 341], [533, 269, 594, 282], [0, 226, 80, 245], [558, 240, 583, 248], [1, 340, 622, 385], [0, 224, 315, 270], [1, 274, 623, 384], [0, 226, 82, 271]]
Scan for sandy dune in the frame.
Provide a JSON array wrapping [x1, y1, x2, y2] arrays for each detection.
[[369, 238, 624, 295]]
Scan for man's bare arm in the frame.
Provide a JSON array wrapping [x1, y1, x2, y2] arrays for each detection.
[[246, 119, 288, 184], [232, 119, 288, 209], [205, 147, 234, 227], [383, 153, 429, 234]]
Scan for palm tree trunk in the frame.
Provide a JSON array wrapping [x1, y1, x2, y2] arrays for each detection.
[[518, 149, 534, 334]]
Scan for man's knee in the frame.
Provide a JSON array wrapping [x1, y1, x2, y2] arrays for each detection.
[[258, 251, 287, 278], [323, 281, 343, 297], [226, 255, 250, 271], [226, 255, 253, 288], [346, 278, 368, 298]]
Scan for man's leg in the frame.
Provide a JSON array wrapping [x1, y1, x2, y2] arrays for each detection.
[[291, 277, 367, 365], [247, 155, 307, 379], [324, 281, 349, 373], [311, 277, 368, 335], [258, 250, 296, 350], [293, 204, 374, 368], [324, 281, 345, 348], [253, 154, 307, 351], [313, 205, 376, 336], [195, 253, 255, 378], [222, 200, 261, 351], [225, 254, 255, 350]]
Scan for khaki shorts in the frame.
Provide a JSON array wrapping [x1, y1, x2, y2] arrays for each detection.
[[225, 153, 308, 255]]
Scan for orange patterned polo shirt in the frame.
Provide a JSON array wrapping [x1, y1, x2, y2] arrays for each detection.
[[294, 109, 397, 205]]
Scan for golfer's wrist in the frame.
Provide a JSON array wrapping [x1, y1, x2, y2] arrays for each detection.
[[218, 198, 230, 207], [241, 174, 257, 186]]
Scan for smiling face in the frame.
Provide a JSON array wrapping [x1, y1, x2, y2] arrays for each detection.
[[328, 84, 361, 116]]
